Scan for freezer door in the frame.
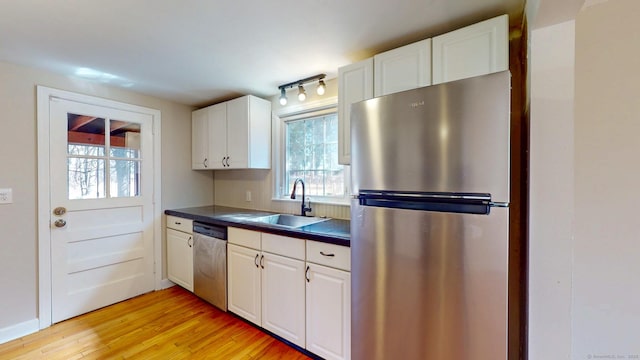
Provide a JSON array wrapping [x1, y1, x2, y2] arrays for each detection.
[[350, 70, 511, 203], [350, 201, 508, 360]]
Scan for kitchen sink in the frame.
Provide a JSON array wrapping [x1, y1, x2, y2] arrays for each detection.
[[250, 214, 329, 228]]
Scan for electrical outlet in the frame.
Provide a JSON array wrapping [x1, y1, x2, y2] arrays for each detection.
[[245, 191, 252, 202], [0, 188, 13, 204]]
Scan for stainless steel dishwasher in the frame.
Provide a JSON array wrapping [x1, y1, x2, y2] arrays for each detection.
[[192, 222, 227, 311]]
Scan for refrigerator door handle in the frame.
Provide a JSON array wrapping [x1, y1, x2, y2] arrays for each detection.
[[357, 190, 495, 215], [489, 201, 509, 208]]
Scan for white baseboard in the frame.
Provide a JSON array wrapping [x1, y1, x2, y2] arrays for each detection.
[[0, 318, 39, 345], [159, 278, 175, 290]]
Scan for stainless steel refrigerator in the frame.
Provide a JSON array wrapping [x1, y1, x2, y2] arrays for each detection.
[[350, 70, 511, 360]]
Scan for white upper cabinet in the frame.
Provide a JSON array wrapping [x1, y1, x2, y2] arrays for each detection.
[[432, 14, 509, 85], [337, 15, 509, 165], [191, 95, 271, 170], [373, 38, 432, 97], [337, 58, 373, 165], [191, 107, 210, 169], [226, 95, 271, 169], [208, 102, 228, 169]]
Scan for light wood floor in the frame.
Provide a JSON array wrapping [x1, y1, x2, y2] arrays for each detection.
[[0, 286, 312, 359]]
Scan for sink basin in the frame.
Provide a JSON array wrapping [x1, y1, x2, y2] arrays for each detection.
[[250, 214, 329, 228]]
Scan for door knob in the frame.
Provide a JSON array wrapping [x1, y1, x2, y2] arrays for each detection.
[[54, 219, 67, 228], [53, 207, 66, 216]]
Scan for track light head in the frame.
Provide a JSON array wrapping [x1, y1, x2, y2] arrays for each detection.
[[279, 88, 287, 106], [316, 79, 326, 96], [297, 84, 306, 102]]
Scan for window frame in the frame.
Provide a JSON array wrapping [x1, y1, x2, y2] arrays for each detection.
[[272, 98, 350, 205]]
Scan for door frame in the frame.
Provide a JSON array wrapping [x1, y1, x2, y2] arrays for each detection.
[[36, 86, 163, 329]]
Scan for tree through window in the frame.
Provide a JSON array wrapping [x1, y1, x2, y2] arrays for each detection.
[[284, 112, 345, 199]]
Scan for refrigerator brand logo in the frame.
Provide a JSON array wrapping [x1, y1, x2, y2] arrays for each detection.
[[410, 100, 425, 108]]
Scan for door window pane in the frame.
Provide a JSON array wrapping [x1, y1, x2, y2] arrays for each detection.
[[68, 158, 106, 199], [109, 120, 141, 158], [67, 114, 105, 156], [110, 160, 141, 198]]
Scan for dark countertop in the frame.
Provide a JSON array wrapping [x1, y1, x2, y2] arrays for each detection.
[[164, 205, 350, 247]]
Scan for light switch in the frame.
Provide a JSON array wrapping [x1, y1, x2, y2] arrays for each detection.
[[0, 188, 13, 204]]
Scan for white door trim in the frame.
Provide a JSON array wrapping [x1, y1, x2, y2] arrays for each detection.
[[36, 86, 162, 329]]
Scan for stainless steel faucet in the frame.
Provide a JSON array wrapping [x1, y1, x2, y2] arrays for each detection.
[[290, 178, 311, 216]]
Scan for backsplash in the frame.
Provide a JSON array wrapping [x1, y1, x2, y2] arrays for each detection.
[[213, 169, 350, 220]]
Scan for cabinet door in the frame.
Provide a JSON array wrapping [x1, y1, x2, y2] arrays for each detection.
[[432, 14, 508, 85], [166, 228, 193, 291], [338, 58, 373, 165], [227, 243, 261, 325], [262, 252, 306, 347], [225, 96, 250, 169], [306, 263, 351, 360], [374, 38, 432, 97], [191, 108, 209, 169], [208, 102, 228, 169]]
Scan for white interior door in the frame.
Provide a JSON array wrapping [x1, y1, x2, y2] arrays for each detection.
[[49, 98, 155, 323]]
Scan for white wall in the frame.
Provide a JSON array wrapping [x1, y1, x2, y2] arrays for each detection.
[[0, 61, 214, 339], [528, 20, 576, 360], [573, 0, 640, 357], [528, 0, 640, 358]]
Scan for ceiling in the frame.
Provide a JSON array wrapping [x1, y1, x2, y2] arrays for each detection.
[[1, 0, 524, 107]]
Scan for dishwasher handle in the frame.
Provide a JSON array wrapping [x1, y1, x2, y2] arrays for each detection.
[[193, 222, 227, 240]]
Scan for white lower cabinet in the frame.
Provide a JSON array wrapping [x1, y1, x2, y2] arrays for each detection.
[[306, 263, 351, 360], [166, 216, 193, 292], [227, 242, 261, 325], [306, 240, 351, 360], [227, 229, 306, 347], [262, 252, 306, 347], [227, 227, 350, 359]]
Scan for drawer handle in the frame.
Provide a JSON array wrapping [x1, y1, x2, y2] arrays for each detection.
[[175, 221, 181, 225], [320, 251, 335, 257], [305, 265, 310, 282]]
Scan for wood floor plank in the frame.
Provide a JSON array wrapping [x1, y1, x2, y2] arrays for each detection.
[[0, 287, 312, 360]]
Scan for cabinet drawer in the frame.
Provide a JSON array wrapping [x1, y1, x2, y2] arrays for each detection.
[[306, 241, 350, 271], [262, 233, 305, 260], [166, 215, 193, 233], [228, 227, 261, 249]]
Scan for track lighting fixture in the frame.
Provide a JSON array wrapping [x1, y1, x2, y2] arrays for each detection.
[[277, 74, 326, 105]]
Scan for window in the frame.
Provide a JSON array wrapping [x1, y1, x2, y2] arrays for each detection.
[[66, 113, 142, 199], [278, 110, 348, 203]]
